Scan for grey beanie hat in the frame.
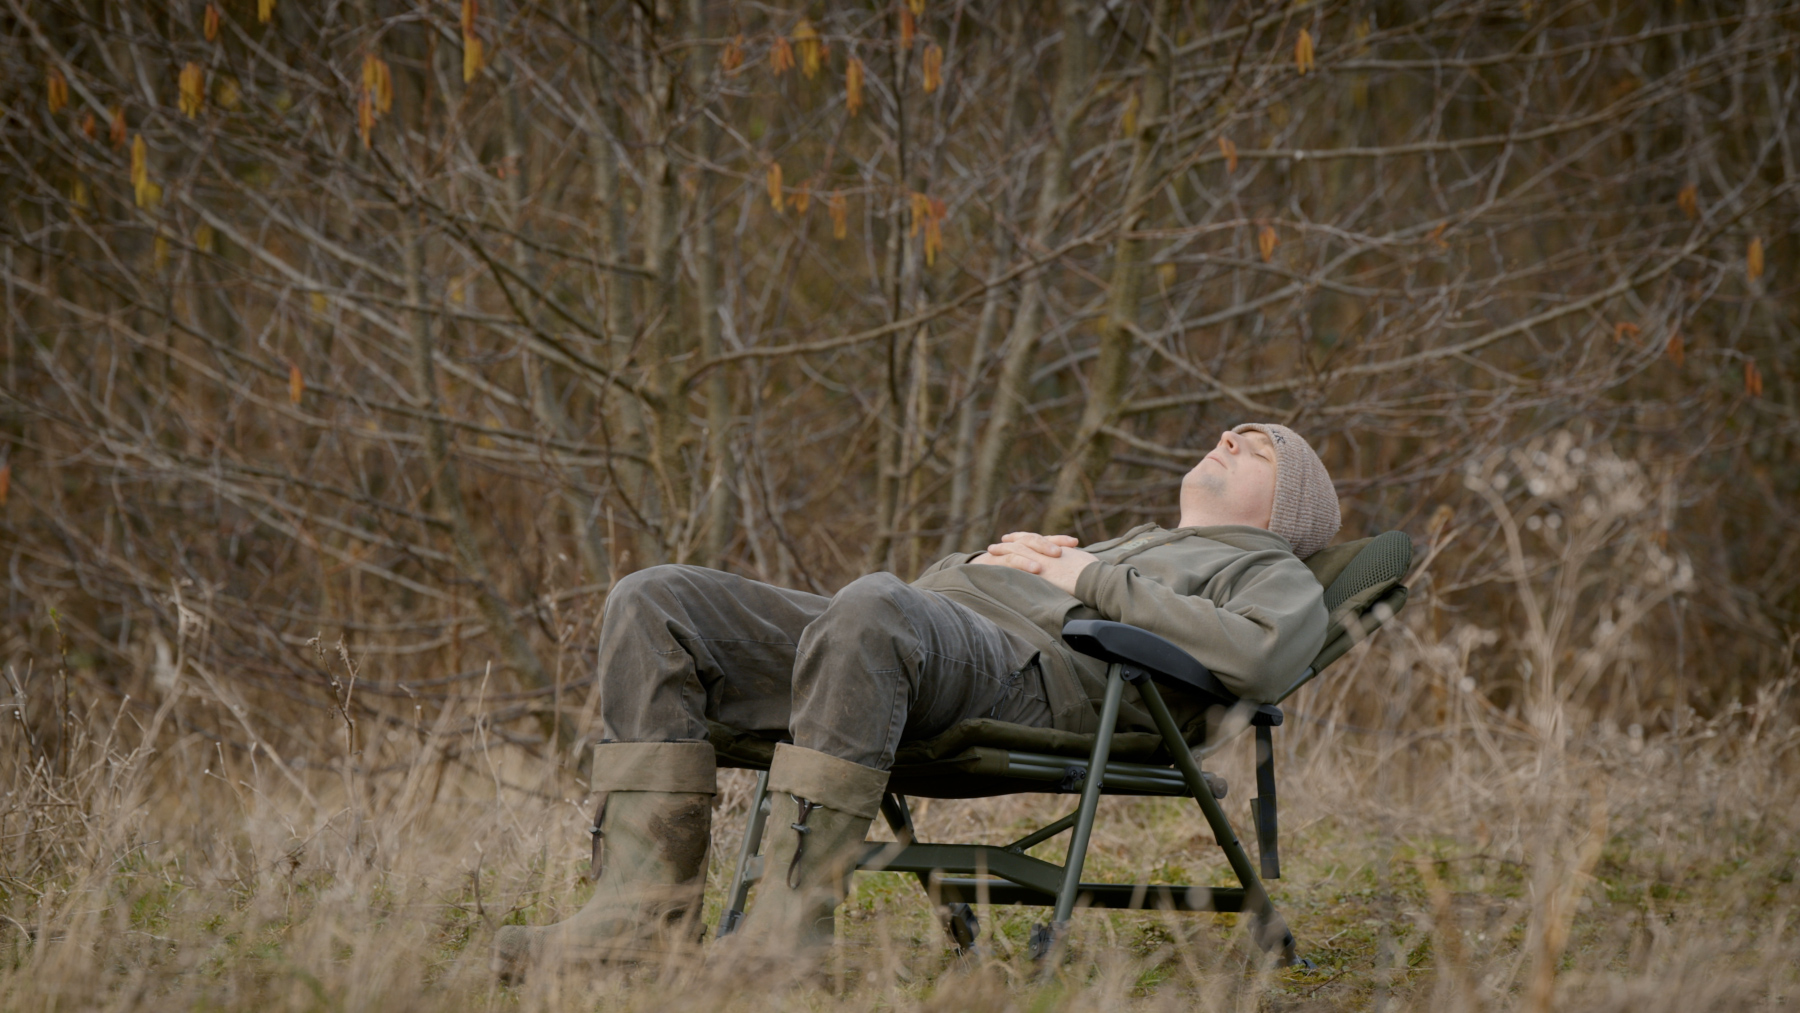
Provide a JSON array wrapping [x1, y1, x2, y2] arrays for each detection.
[[1231, 423, 1341, 559]]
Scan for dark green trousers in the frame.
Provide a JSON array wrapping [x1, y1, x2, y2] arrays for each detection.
[[596, 565, 1052, 769]]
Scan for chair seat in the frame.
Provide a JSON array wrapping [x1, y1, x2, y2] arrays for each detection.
[[707, 718, 1230, 800]]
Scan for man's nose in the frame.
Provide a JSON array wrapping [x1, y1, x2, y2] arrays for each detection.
[[1219, 430, 1240, 453]]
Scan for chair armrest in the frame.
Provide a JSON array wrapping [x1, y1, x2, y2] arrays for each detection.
[[1061, 620, 1236, 704]]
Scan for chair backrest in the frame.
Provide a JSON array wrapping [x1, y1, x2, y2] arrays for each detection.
[[1275, 531, 1413, 701]]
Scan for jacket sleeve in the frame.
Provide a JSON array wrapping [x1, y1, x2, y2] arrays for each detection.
[[1070, 557, 1327, 702]]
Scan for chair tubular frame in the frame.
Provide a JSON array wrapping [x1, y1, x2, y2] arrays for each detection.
[[719, 660, 1296, 962]]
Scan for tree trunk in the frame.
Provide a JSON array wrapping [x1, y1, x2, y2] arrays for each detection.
[[1042, 0, 1173, 535]]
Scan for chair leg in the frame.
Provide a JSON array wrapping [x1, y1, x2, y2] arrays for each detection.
[[717, 769, 770, 937], [1046, 662, 1128, 945], [1135, 678, 1298, 964], [1252, 724, 1280, 880]]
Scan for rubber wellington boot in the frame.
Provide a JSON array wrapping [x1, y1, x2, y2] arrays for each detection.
[[735, 743, 889, 963], [492, 741, 716, 981]]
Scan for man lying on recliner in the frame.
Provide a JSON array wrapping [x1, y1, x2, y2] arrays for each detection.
[[494, 423, 1340, 976]]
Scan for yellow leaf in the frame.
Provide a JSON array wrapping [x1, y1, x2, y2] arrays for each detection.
[[771, 35, 794, 76], [110, 106, 127, 148], [1665, 332, 1684, 367], [721, 35, 745, 74], [195, 222, 215, 253], [69, 175, 90, 214], [828, 191, 848, 240], [46, 66, 68, 114], [899, 8, 915, 50], [1295, 28, 1315, 74], [1122, 90, 1139, 137], [1218, 136, 1237, 172], [310, 291, 329, 313], [289, 362, 306, 404], [793, 19, 821, 79], [909, 192, 929, 236], [767, 161, 784, 212], [1747, 237, 1764, 282], [153, 229, 171, 271], [179, 62, 205, 117], [1745, 359, 1763, 397], [845, 56, 864, 117], [215, 74, 241, 110], [464, 36, 483, 82], [258, 0, 274, 23], [1677, 183, 1698, 221], [921, 42, 943, 93], [130, 134, 160, 209], [924, 217, 942, 266], [908, 0, 925, 15], [462, 0, 483, 82], [1257, 224, 1278, 262], [1157, 262, 1176, 289], [794, 183, 811, 214], [204, 3, 221, 41]]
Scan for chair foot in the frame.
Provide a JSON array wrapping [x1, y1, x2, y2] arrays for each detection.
[[941, 902, 978, 954], [1027, 922, 1059, 962]]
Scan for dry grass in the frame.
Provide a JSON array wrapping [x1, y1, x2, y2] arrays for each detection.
[[4, 623, 1796, 1012]]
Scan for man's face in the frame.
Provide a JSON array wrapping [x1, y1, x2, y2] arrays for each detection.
[[1179, 429, 1278, 529]]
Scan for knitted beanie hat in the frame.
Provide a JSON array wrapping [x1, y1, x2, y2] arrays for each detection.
[[1231, 423, 1341, 559]]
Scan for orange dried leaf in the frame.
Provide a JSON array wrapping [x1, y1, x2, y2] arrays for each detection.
[[793, 19, 822, 79], [110, 106, 127, 147], [899, 8, 915, 50], [1747, 237, 1764, 282], [794, 183, 811, 214], [845, 57, 864, 117], [1665, 332, 1684, 367], [829, 191, 848, 239], [205, 3, 221, 41], [924, 216, 942, 266], [289, 362, 306, 404], [1218, 136, 1237, 172], [258, 0, 274, 23], [1613, 321, 1641, 344], [358, 92, 375, 147], [1122, 90, 1139, 137], [767, 162, 784, 212], [46, 66, 68, 114], [0, 462, 9, 506], [921, 42, 943, 93], [1677, 183, 1698, 221], [81, 111, 97, 139], [1295, 28, 1315, 74], [1745, 359, 1763, 397], [721, 35, 745, 74], [1257, 224, 1278, 262], [179, 62, 205, 117], [461, 0, 477, 35], [771, 35, 795, 76], [909, 191, 929, 236], [1428, 221, 1450, 250]]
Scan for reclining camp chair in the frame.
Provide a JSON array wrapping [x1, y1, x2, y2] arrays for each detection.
[[710, 531, 1412, 964]]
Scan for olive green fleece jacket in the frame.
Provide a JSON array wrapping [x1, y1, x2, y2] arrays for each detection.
[[912, 524, 1328, 734]]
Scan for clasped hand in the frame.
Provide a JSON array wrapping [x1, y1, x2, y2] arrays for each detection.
[[970, 531, 1098, 595]]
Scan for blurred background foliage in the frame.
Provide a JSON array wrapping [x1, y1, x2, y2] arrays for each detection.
[[2, 0, 1795, 768]]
